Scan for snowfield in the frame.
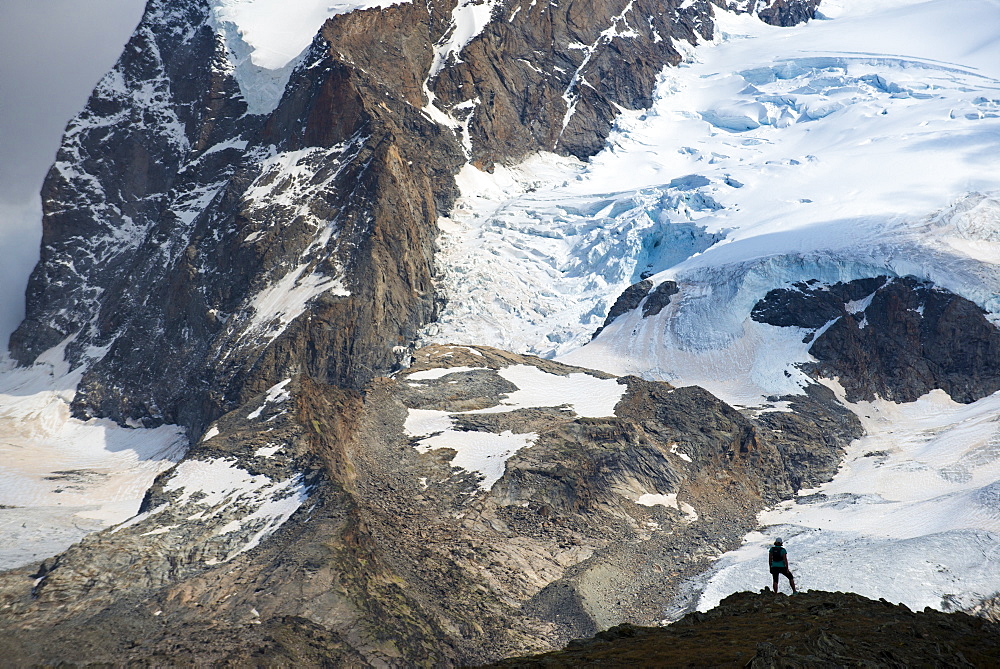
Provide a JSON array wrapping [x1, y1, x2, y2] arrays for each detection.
[[696, 383, 1000, 613], [0, 344, 187, 570], [425, 0, 1000, 615]]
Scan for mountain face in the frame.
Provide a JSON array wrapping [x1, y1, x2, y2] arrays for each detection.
[[7, 0, 726, 436], [0, 342, 860, 664], [3, 0, 1000, 665]]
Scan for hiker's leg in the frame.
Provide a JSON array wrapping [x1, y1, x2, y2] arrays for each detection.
[[788, 572, 796, 593], [772, 574, 779, 593]]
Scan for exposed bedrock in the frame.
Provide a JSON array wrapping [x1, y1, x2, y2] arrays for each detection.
[[486, 589, 1000, 667], [0, 345, 859, 665], [593, 279, 679, 338], [9, 0, 819, 437], [752, 276, 1000, 403]]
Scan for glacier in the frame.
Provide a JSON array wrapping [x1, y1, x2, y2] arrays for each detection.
[[425, 0, 1000, 615], [432, 1, 1000, 377]]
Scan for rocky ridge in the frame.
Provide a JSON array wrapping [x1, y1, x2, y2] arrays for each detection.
[[486, 589, 1000, 667], [0, 345, 859, 665], [752, 276, 1000, 404]]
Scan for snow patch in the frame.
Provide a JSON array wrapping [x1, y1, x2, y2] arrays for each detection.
[[636, 492, 699, 521], [247, 264, 348, 343], [404, 364, 624, 488], [845, 292, 877, 315], [428, 0, 498, 80], [247, 378, 291, 420], [406, 366, 484, 381], [670, 442, 693, 462], [415, 429, 539, 491], [255, 444, 283, 458], [475, 365, 625, 417], [208, 0, 411, 114], [404, 409, 455, 438]]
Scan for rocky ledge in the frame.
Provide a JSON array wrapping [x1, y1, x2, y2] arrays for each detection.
[[487, 589, 1000, 667]]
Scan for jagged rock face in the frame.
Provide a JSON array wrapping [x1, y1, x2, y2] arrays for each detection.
[[752, 276, 1000, 403], [9, 0, 818, 438], [432, 0, 713, 163], [10, 0, 464, 434], [593, 279, 679, 338], [738, 0, 821, 26], [0, 346, 859, 665], [486, 589, 1000, 667]]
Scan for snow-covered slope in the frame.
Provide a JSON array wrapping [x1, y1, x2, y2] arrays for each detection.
[[431, 0, 1000, 402], [696, 382, 1000, 613], [0, 347, 185, 570], [426, 0, 1000, 614]]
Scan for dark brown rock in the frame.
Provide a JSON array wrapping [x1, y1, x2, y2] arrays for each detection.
[[752, 276, 1000, 403], [642, 280, 679, 317], [593, 279, 679, 337], [486, 589, 1000, 667]]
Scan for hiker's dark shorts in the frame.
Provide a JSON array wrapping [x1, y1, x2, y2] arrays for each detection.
[[770, 566, 793, 579]]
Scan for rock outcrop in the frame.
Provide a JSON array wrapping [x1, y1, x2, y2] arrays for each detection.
[[593, 279, 679, 338], [487, 589, 1000, 667], [0, 345, 858, 665], [752, 276, 1000, 403]]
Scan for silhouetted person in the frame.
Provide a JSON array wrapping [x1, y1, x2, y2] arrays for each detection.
[[769, 538, 797, 593]]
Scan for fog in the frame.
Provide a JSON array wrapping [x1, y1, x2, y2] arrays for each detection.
[[0, 0, 145, 351]]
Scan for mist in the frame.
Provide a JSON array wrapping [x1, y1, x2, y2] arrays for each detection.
[[0, 0, 146, 352]]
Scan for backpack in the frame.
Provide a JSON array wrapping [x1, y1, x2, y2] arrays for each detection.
[[769, 546, 786, 568]]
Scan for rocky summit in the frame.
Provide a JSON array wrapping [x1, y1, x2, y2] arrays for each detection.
[[4, 0, 1000, 666], [487, 589, 1000, 667]]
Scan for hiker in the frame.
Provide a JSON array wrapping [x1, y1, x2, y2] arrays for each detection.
[[768, 538, 797, 594]]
